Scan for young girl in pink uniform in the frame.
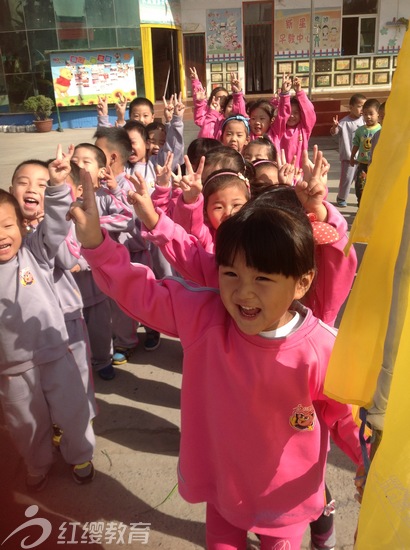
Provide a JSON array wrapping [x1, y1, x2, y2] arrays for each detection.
[[272, 74, 317, 168], [70, 173, 365, 549]]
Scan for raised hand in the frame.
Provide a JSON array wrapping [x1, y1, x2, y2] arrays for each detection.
[[293, 76, 301, 93], [103, 165, 117, 191], [126, 172, 159, 231], [174, 92, 186, 118], [170, 164, 183, 189], [97, 95, 108, 117], [48, 143, 74, 186], [281, 73, 293, 94], [210, 95, 221, 112], [115, 93, 127, 125], [68, 169, 103, 249], [179, 155, 205, 204], [296, 149, 328, 221], [189, 67, 199, 80], [155, 152, 174, 187], [230, 72, 242, 93], [277, 150, 301, 186], [163, 94, 175, 123]]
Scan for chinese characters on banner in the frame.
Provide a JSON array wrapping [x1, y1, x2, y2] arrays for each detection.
[[50, 50, 137, 108], [274, 8, 341, 54]]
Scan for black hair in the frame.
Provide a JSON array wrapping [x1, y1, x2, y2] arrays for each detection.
[[128, 96, 154, 116], [0, 189, 24, 225], [11, 159, 48, 183], [349, 93, 366, 106], [251, 184, 304, 211], [186, 138, 220, 170], [250, 160, 280, 193], [246, 99, 275, 119], [123, 120, 149, 142], [74, 142, 107, 168], [363, 98, 380, 112], [93, 126, 132, 163], [203, 146, 255, 181], [221, 93, 233, 114], [207, 86, 229, 107], [146, 121, 166, 134], [243, 136, 277, 162], [215, 203, 315, 278]]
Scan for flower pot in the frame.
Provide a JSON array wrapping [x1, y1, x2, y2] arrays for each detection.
[[34, 119, 53, 133]]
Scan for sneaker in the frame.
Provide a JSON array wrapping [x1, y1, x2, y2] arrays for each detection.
[[112, 346, 137, 365], [26, 472, 48, 493], [97, 364, 116, 380], [336, 197, 347, 207], [144, 332, 160, 351], [72, 461, 95, 484]]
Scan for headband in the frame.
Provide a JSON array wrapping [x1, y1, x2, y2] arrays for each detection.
[[204, 171, 250, 190], [221, 114, 250, 133]]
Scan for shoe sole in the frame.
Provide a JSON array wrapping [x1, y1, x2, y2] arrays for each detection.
[[72, 466, 95, 485]]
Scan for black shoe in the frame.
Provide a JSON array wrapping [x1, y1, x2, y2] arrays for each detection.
[[97, 364, 116, 380]]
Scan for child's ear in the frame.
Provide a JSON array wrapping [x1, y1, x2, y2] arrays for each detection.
[[9, 185, 14, 195], [76, 184, 84, 198], [294, 270, 315, 300]]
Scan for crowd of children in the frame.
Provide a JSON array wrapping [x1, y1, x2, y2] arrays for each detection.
[[0, 75, 384, 548]]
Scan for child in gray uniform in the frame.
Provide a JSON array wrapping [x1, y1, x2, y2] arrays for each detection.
[[0, 148, 95, 492]]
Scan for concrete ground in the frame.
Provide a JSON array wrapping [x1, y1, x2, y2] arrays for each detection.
[[0, 123, 362, 549]]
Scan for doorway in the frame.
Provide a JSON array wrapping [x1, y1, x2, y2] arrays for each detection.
[[183, 33, 206, 96], [151, 28, 180, 100]]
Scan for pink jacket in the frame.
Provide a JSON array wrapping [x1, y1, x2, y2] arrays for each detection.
[[197, 91, 248, 140], [83, 232, 362, 536], [143, 201, 357, 325], [271, 91, 316, 167]]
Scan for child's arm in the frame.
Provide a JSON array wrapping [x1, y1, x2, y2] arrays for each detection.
[[293, 76, 316, 136], [330, 114, 339, 136], [230, 73, 247, 117], [270, 74, 292, 140], [69, 171, 181, 337], [154, 93, 185, 169], [127, 173, 218, 286], [96, 95, 111, 127], [198, 104, 224, 139], [114, 93, 127, 127], [190, 67, 208, 127], [297, 148, 328, 222], [350, 143, 359, 166]]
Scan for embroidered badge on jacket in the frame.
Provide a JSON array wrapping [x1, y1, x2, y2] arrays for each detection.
[[289, 403, 315, 431]]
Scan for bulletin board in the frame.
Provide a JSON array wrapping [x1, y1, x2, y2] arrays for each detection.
[[50, 49, 137, 108]]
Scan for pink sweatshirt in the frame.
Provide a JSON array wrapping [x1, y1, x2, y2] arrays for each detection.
[[82, 232, 362, 536], [198, 92, 248, 140], [143, 201, 357, 325], [271, 91, 316, 167]]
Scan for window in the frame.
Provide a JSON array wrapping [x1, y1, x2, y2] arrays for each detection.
[[342, 16, 376, 55]]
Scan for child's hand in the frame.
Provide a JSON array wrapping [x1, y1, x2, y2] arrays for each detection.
[[330, 115, 339, 135], [70, 264, 81, 273], [189, 67, 198, 80], [230, 72, 242, 93], [296, 148, 328, 221], [354, 465, 367, 504], [293, 76, 301, 93], [103, 165, 117, 191], [210, 95, 221, 112], [163, 94, 175, 123], [180, 155, 205, 204], [97, 95, 108, 117], [174, 92, 186, 118], [281, 73, 292, 94], [68, 169, 103, 249], [350, 157, 357, 167], [155, 152, 173, 187], [171, 164, 183, 189], [126, 172, 159, 231], [48, 144, 74, 186], [115, 94, 127, 125], [277, 151, 301, 186]]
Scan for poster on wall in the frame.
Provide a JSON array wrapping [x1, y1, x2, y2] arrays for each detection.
[[275, 7, 342, 55], [206, 9, 243, 60], [50, 50, 137, 108], [139, 0, 181, 25]]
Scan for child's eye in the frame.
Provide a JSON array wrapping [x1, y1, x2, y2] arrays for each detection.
[[222, 270, 237, 277]]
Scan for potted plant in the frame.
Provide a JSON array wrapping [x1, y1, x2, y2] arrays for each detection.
[[23, 95, 55, 132]]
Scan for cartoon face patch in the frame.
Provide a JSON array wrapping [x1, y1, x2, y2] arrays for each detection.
[[289, 404, 315, 431], [20, 267, 35, 286]]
